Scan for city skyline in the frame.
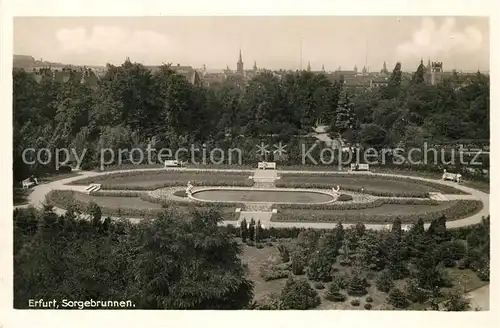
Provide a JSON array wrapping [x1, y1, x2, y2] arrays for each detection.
[[14, 16, 489, 71]]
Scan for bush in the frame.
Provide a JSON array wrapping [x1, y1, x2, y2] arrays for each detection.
[[260, 267, 290, 281], [58, 165, 72, 173], [279, 277, 321, 310], [364, 303, 372, 310], [365, 296, 373, 303], [291, 251, 306, 275], [337, 194, 353, 202], [376, 270, 394, 293], [331, 274, 348, 289], [350, 299, 360, 306], [314, 282, 325, 290], [388, 288, 409, 309], [307, 250, 334, 282], [347, 274, 368, 296], [277, 244, 290, 263], [325, 283, 346, 302]]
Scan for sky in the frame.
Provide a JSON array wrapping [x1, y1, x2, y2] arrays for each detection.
[[13, 16, 489, 72]]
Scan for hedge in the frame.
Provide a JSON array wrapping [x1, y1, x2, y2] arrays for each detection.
[[99, 179, 254, 190], [274, 198, 440, 211], [271, 200, 483, 224], [277, 173, 467, 195], [139, 193, 246, 209], [90, 191, 144, 197], [45, 190, 239, 221]]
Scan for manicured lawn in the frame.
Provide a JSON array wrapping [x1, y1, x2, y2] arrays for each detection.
[[70, 170, 253, 189], [74, 193, 163, 210], [277, 173, 464, 194]]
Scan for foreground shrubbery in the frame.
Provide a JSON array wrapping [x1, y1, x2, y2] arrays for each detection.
[[13, 206, 254, 309], [272, 200, 483, 224]]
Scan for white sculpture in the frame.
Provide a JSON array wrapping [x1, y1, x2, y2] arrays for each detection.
[[331, 185, 340, 201], [186, 181, 194, 195]]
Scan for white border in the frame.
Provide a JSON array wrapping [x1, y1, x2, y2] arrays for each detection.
[[1, 1, 497, 328]]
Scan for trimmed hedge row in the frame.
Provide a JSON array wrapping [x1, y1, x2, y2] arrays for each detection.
[[274, 198, 439, 211], [139, 193, 246, 209], [272, 200, 483, 224], [277, 173, 468, 195], [90, 191, 144, 197], [45, 190, 240, 221]]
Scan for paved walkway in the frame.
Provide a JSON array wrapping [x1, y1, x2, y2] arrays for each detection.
[[18, 168, 489, 231]]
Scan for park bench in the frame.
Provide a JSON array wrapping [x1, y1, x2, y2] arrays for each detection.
[[258, 161, 276, 170], [442, 170, 462, 183], [22, 177, 38, 189], [350, 163, 370, 171], [164, 160, 184, 168]]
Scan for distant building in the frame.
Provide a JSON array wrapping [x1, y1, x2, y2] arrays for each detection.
[[145, 63, 202, 85]]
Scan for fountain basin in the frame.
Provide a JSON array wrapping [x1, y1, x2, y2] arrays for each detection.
[[190, 187, 335, 204]]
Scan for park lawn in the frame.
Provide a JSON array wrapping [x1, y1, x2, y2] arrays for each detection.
[[49, 190, 239, 221], [271, 200, 483, 224], [277, 173, 464, 194], [70, 170, 253, 189]]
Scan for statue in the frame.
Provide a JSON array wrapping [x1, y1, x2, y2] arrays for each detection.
[[186, 181, 194, 195], [332, 185, 340, 201]]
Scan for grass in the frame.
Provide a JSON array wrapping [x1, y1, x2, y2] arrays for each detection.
[[271, 200, 483, 224], [277, 173, 467, 196], [46, 190, 239, 221], [70, 170, 253, 189]]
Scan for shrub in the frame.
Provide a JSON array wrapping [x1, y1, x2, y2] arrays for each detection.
[[388, 288, 409, 309], [256, 243, 264, 249], [266, 242, 274, 247], [58, 165, 72, 173], [307, 250, 334, 282], [314, 282, 325, 290], [291, 251, 306, 275], [350, 299, 360, 306], [92, 191, 143, 197], [279, 277, 321, 310], [376, 270, 394, 293], [260, 266, 290, 281], [331, 274, 348, 289], [277, 244, 290, 263], [364, 303, 372, 310], [365, 296, 373, 303], [325, 283, 346, 302], [347, 274, 368, 296]]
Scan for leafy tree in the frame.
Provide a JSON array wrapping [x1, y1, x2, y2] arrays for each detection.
[[240, 219, 248, 242], [412, 60, 426, 84], [279, 277, 321, 310], [307, 249, 334, 282], [291, 248, 306, 275], [248, 218, 256, 241]]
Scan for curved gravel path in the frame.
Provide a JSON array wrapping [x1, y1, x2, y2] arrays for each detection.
[[18, 168, 489, 230]]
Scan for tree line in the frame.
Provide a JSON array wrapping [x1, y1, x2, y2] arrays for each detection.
[[13, 60, 489, 180]]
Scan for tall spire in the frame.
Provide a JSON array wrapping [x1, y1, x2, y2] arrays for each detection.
[[237, 49, 244, 74], [239, 49, 242, 63], [307, 61, 311, 71]]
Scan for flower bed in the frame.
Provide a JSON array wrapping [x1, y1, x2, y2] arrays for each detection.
[[271, 200, 483, 224]]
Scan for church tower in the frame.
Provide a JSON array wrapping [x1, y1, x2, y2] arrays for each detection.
[[307, 61, 311, 71], [237, 49, 244, 75]]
